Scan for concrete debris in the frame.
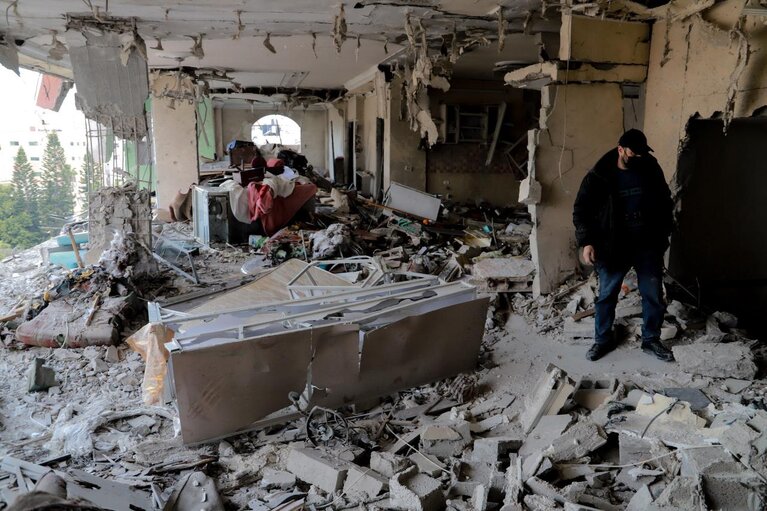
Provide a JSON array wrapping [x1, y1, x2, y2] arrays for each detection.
[[310, 223, 351, 259], [343, 465, 388, 500], [420, 421, 472, 457], [520, 364, 576, 433], [286, 448, 349, 494], [370, 451, 412, 477], [542, 421, 607, 462], [390, 466, 445, 511], [672, 342, 757, 379], [26, 358, 57, 392]]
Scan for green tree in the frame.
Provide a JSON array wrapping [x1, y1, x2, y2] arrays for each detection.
[[39, 132, 75, 234], [78, 150, 103, 211], [0, 184, 44, 249], [11, 147, 39, 217]]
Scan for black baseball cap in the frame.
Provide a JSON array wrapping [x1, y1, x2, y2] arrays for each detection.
[[618, 129, 653, 155]]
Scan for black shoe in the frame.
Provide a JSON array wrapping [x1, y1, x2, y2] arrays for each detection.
[[642, 340, 675, 362], [586, 343, 614, 361]]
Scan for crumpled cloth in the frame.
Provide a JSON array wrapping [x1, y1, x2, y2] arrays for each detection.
[[247, 181, 317, 235], [218, 179, 251, 223]]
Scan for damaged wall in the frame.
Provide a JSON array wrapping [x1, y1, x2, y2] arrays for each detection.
[[643, 0, 767, 180], [151, 72, 199, 212], [529, 83, 624, 295], [426, 80, 537, 206], [220, 105, 327, 171], [386, 76, 427, 192]]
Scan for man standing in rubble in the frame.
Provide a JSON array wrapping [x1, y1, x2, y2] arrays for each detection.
[[573, 129, 675, 362]]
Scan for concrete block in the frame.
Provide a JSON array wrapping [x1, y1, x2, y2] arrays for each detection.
[[520, 365, 576, 433], [370, 451, 412, 478], [525, 476, 564, 504], [286, 448, 348, 494], [27, 358, 56, 392], [408, 452, 444, 477], [702, 467, 763, 511], [471, 484, 489, 511], [563, 317, 595, 341], [573, 378, 616, 411], [259, 468, 296, 490], [673, 342, 757, 379], [619, 432, 655, 465], [420, 421, 472, 457], [105, 345, 120, 363], [471, 437, 523, 463], [390, 466, 445, 511], [654, 476, 705, 509], [679, 446, 735, 477], [343, 465, 388, 500], [523, 494, 559, 511], [519, 415, 572, 456], [543, 421, 607, 462]]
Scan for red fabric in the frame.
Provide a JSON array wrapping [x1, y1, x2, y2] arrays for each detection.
[[247, 182, 317, 235], [266, 158, 285, 174], [251, 155, 267, 168]]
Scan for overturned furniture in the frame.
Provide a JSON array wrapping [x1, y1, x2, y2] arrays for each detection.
[[152, 266, 489, 444]]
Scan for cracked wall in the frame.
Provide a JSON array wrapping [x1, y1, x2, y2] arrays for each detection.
[[644, 0, 767, 182]]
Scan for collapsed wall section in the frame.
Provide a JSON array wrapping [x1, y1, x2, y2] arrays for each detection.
[[644, 0, 767, 181]]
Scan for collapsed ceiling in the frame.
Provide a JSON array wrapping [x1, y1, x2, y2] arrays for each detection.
[[0, 0, 560, 90]]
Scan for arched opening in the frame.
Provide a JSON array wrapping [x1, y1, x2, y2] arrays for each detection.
[[251, 114, 301, 152]]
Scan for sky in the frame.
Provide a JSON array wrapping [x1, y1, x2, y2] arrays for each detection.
[[0, 67, 87, 182]]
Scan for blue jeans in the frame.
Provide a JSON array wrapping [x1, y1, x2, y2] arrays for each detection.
[[594, 250, 665, 345]]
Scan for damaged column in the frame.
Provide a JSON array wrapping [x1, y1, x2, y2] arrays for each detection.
[[150, 71, 201, 218], [507, 14, 650, 295]]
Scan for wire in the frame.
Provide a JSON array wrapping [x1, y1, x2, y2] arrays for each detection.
[[640, 399, 680, 438]]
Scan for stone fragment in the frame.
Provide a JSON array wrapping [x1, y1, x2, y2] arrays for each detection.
[[27, 358, 57, 392], [343, 465, 388, 499], [105, 345, 120, 363], [408, 452, 445, 477], [91, 357, 108, 373], [520, 365, 575, 433], [389, 466, 445, 511], [469, 414, 509, 433], [523, 494, 559, 510], [420, 421, 472, 457], [370, 451, 412, 477], [286, 448, 348, 494], [672, 342, 757, 379], [626, 484, 655, 511], [259, 468, 296, 490], [471, 484, 489, 511], [543, 421, 607, 462]]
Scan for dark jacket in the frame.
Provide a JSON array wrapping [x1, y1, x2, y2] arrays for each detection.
[[573, 148, 673, 265]]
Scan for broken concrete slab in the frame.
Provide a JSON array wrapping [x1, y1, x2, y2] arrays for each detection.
[[672, 342, 757, 379], [520, 365, 576, 433], [519, 415, 572, 456], [408, 452, 445, 478], [543, 421, 607, 462], [370, 451, 412, 478], [259, 468, 297, 491], [525, 476, 565, 505], [286, 448, 348, 494], [470, 257, 535, 293], [26, 358, 57, 392], [390, 466, 445, 511], [343, 465, 388, 500], [420, 421, 472, 457], [626, 484, 655, 511]]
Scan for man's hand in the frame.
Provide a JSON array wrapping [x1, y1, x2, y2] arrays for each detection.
[[582, 245, 596, 265]]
